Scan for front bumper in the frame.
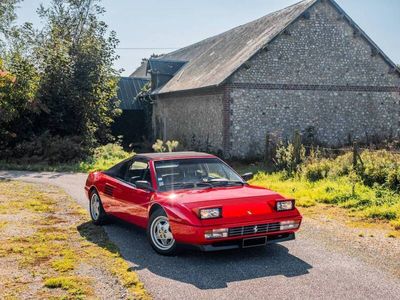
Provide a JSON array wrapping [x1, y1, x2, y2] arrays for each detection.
[[195, 232, 295, 252], [170, 216, 302, 246]]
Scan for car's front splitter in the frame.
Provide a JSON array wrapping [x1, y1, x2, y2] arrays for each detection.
[[187, 232, 295, 252]]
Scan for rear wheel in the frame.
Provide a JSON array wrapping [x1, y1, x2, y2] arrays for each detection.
[[89, 190, 108, 225], [147, 208, 177, 255]]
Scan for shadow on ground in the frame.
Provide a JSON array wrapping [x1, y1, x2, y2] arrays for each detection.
[[0, 170, 65, 180], [78, 219, 312, 290]]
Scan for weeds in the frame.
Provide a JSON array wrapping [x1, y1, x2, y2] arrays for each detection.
[[0, 181, 148, 299]]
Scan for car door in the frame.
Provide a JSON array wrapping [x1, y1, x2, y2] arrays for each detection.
[[112, 158, 154, 228], [100, 159, 132, 214]]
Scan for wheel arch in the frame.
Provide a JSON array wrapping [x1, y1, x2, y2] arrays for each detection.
[[89, 185, 99, 197], [149, 203, 166, 217]]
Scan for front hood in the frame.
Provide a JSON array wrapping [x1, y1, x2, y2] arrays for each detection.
[[159, 185, 299, 225]]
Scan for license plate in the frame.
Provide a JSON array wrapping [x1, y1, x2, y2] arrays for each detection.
[[242, 236, 267, 248]]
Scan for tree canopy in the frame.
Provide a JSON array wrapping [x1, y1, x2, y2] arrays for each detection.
[[0, 0, 121, 162]]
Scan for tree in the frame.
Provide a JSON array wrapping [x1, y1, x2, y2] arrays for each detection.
[[0, 54, 40, 149], [35, 0, 121, 146], [0, 0, 40, 149], [0, 0, 121, 162]]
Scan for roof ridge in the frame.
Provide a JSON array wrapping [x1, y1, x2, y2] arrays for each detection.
[[161, 0, 316, 61]]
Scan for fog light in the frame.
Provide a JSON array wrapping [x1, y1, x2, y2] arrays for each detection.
[[204, 228, 228, 239], [280, 220, 300, 231]]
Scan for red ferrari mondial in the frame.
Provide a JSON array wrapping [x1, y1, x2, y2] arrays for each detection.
[[85, 152, 302, 255]]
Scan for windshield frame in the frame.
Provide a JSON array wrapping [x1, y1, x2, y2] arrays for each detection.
[[153, 157, 245, 192]]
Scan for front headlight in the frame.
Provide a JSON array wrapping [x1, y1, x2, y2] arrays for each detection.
[[199, 207, 222, 219], [276, 200, 294, 211]]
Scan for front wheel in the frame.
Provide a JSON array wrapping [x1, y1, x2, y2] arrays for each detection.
[[89, 190, 108, 225], [147, 208, 177, 255]]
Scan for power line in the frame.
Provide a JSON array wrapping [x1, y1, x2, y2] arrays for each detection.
[[116, 47, 179, 50]]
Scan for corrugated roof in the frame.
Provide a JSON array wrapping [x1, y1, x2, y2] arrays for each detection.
[[155, 0, 317, 94], [117, 77, 149, 110]]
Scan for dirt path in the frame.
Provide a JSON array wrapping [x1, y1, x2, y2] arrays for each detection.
[[0, 179, 148, 299]]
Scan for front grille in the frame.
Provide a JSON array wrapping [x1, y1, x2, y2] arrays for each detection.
[[228, 222, 281, 237]]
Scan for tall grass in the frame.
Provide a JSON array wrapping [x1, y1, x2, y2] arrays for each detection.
[[251, 149, 400, 229]]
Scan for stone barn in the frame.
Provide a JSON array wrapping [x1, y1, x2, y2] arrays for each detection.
[[142, 0, 400, 158]]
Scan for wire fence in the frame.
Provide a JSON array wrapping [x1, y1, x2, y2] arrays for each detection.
[[302, 144, 400, 155], [263, 131, 400, 167]]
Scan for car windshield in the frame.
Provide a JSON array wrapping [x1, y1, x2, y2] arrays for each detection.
[[154, 158, 244, 192]]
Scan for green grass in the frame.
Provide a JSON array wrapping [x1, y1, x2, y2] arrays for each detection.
[[44, 276, 90, 297], [0, 143, 133, 173], [250, 171, 400, 227]]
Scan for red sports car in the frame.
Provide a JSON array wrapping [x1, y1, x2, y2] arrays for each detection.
[[85, 152, 302, 255]]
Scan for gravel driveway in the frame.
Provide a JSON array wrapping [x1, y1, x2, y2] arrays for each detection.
[[1, 170, 400, 300]]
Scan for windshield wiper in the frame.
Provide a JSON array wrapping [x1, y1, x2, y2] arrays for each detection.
[[204, 180, 244, 187], [194, 182, 214, 188], [163, 182, 213, 189]]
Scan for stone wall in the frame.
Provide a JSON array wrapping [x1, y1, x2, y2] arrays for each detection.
[[228, 0, 400, 158], [152, 90, 225, 152]]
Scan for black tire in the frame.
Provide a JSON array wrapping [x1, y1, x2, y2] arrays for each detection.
[[89, 190, 108, 225], [147, 208, 178, 256]]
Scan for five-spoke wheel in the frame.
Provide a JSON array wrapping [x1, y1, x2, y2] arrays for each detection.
[[89, 190, 108, 225], [147, 208, 177, 255]]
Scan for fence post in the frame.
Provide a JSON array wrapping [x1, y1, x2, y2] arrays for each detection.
[[264, 133, 271, 163], [293, 130, 302, 165], [352, 140, 358, 168]]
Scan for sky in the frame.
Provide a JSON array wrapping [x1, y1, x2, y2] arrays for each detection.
[[16, 0, 400, 76]]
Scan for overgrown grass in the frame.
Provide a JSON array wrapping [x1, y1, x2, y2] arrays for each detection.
[[250, 149, 400, 232], [0, 143, 133, 173]]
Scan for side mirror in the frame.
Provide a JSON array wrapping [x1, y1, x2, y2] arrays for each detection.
[[241, 172, 254, 182], [135, 180, 154, 191]]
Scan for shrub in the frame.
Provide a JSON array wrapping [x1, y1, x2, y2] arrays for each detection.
[[274, 142, 305, 177], [152, 139, 179, 153], [359, 150, 400, 190], [329, 152, 353, 177], [386, 168, 400, 192], [152, 139, 165, 153], [302, 159, 331, 182], [7, 132, 88, 164], [79, 143, 132, 172]]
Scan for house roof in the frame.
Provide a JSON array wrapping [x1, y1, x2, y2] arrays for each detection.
[[150, 0, 399, 95], [155, 0, 317, 94], [147, 58, 187, 91], [129, 60, 150, 79], [117, 77, 149, 110]]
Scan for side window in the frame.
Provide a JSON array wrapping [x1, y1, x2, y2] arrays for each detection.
[[106, 159, 131, 180], [125, 160, 151, 185]]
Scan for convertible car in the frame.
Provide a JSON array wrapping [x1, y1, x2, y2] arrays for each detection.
[[85, 152, 302, 255]]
